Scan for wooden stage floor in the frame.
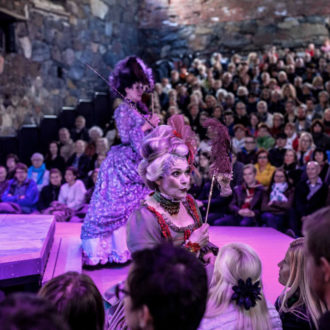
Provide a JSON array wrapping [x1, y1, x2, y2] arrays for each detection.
[[55, 223, 293, 304]]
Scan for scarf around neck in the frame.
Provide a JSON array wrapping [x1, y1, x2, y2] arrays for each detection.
[[28, 163, 46, 185], [270, 182, 288, 202]]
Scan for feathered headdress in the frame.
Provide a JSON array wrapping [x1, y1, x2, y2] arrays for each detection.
[[202, 118, 231, 174], [167, 114, 197, 167]]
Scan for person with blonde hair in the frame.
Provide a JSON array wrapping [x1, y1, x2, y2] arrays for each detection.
[[276, 238, 325, 329], [297, 132, 315, 167], [199, 242, 282, 330]]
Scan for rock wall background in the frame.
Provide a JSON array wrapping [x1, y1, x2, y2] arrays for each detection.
[[0, 0, 139, 134], [0, 0, 329, 134], [138, 0, 330, 62]]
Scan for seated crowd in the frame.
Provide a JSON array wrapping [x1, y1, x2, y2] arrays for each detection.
[[1, 207, 329, 330], [1, 44, 330, 234]]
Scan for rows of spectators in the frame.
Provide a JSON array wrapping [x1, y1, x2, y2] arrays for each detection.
[[1, 206, 329, 329], [0, 116, 112, 221], [151, 43, 330, 237], [0, 43, 329, 233]]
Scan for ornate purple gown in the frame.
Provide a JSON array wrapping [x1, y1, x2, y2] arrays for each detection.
[[81, 102, 150, 265]]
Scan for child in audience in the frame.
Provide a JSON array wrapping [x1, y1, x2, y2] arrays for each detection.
[[200, 242, 282, 330]]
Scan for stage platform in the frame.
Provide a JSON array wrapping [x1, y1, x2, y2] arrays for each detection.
[[1, 218, 293, 303], [82, 225, 293, 304], [0, 214, 55, 291]]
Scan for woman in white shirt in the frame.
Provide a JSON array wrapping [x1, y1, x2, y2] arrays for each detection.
[[199, 242, 282, 330], [58, 167, 86, 211]]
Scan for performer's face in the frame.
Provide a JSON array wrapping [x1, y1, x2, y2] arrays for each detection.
[[125, 82, 146, 103], [156, 158, 190, 201]]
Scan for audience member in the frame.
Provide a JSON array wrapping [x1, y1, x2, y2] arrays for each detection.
[[261, 168, 294, 231], [270, 113, 285, 136], [248, 112, 260, 137], [310, 119, 330, 151], [297, 132, 315, 167], [284, 123, 299, 150], [28, 153, 50, 191], [221, 164, 264, 226], [58, 128, 75, 162], [256, 123, 275, 150], [66, 140, 91, 179], [290, 161, 329, 236], [1, 163, 39, 214], [276, 238, 325, 329], [119, 243, 207, 330], [58, 167, 86, 212], [254, 149, 276, 187], [0, 166, 8, 200], [295, 104, 311, 134], [312, 148, 330, 185], [38, 168, 62, 211], [45, 141, 66, 173], [200, 243, 282, 330], [70, 115, 89, 142], [257, 100, 273, 128], [237, 135, 258, 165], [0, 293, 69, 330], [85, 126, 103, 158], [5, 153, 19, 180], [303, 207, 330, 330], [84, 168, 99, 204], [39, 272, 104, 330], [283, 149, 302, 185], [231, 124, 246, 154], [268, 133, 288, 167]]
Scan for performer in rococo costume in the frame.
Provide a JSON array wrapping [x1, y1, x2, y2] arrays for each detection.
[[107, 117, 224, 330], [127, 119, 219, 259], [81, 56, 158, 266]]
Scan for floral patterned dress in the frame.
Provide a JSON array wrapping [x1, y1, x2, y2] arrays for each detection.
[[81, 102, 150, 265]]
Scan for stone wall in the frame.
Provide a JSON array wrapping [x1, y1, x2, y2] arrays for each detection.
[[0, 0, 139, 135], [0, 0, 330, 135], [138, 0, 330, 62]]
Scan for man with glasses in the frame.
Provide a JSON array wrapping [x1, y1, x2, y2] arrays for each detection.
[[1, 163, 39, 214], [237, 136, 258, 164], [113, 243, 207, 330]]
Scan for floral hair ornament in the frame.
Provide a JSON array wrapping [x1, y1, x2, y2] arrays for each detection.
[[231, 277, 262, 310], [167, 114, 198, 168]]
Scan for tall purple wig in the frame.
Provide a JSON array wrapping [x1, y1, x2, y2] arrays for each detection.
[[109, 56, 154, 96]]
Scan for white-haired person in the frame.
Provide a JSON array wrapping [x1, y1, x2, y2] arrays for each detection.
[[107, 123, 219, 330], [127, 124, 218, 261], [276, 238, 325, 329], [28, 153, 50, 191], [199, 242, 282, 330]]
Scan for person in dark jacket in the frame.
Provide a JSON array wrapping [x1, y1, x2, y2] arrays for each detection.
[[70, 115, 89, 142], [237, 136, 258, 165], [268, 133, 288, 167], [38, 169, 62, 211], [289, 161, 329, 236], [216, 164, 264, 226], [66, 140, 91, 179], [310, 119, 330, 151], [283, 149, 302, 186], [45, 141, 66, 173]]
